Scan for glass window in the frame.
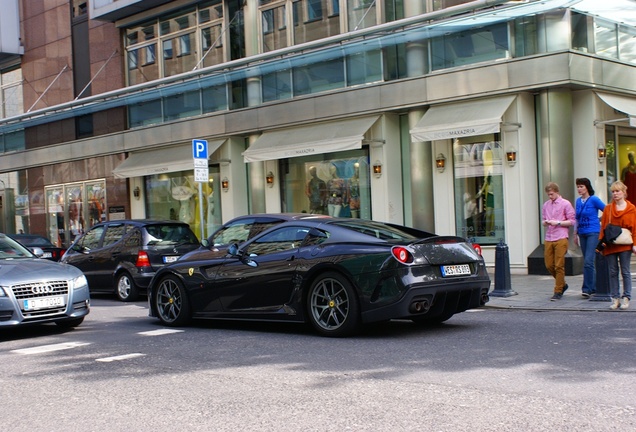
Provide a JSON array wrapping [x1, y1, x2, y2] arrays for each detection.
[[163, 90, 201, 121], [86, 181, 106, 227], [347, 0, 377, 31], [431, 23, 509, 71], [212, 218, 256, 245], [102, 224, 125, 247], [346, 49, 382, 86], [245, 226, 310, 256], [145, 167, 221, 239], [619, 26, 636, 64], [515, 15, 540, 57], [571, 12, 591, 53], [595, 19, 618, 58], [201, 24, 224, 67], [78, 225, 104, 250], [262, 69, 293, 102], [3, 130, 25, 153], [67, 184, 85, 243], [129, 99, 163, 128], [453, 135, 504, 244], [294, 0, 340, 45], [202, 84, 229, 113], [262, 5, 288, 52], [282, 152, 371, 219], [293, 58, 344, 95], [1, 68, 23, 119]]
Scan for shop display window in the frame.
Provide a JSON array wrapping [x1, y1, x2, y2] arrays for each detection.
[[281, 151, 371, 219], [453, 135, 505, 245], [145, 167, 221, 239], [45, 180, 106, 248]]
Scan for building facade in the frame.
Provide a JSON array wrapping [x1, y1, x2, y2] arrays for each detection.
[[1, 0, 635, 271]]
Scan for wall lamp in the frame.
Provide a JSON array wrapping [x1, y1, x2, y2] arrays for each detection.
[[221, 177, 229, 192], [506, 147, 517, 167], [133, 186, 141, 200], [598, 143, 607, 163], [435, 153, 446, 172], [266, 171, 275, 187], [372, 160, 382, 178]]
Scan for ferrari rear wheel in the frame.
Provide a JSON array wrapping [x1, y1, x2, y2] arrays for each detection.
[[307, 272, 360, 337], [154, 276, 191, 327]]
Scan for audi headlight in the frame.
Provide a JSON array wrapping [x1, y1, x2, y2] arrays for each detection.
[[0, 287, 6, 297], [69, 275, 88, 290]]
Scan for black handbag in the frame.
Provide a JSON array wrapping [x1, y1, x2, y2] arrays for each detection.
[[604, 224, 622, 242]]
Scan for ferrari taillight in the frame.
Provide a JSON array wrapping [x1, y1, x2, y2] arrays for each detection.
[[136, 251, 151, 267], [472, 243, 482, 256], [391, 246, 413, 264]]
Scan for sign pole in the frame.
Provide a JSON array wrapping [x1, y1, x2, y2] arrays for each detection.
[[198, 182, 205, 240], [192, 139, 209, 241]]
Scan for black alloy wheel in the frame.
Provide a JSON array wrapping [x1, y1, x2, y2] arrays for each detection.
[[154, 276, 191, 327], [307, 272, 360, 337]]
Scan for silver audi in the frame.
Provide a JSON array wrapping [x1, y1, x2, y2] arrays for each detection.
[[0, 233, 90, 328]]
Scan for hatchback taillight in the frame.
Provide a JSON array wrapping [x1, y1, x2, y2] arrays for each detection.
[[391, 246, 413, 264], [136, 251, 151, 268]]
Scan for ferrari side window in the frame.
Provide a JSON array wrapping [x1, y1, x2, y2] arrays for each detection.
[[303, 228, 329, 246], [246, 226, 309, 256]]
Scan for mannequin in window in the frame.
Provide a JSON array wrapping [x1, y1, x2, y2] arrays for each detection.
[[477, 172, 495, 235], [327, 163, 346, 217], [348, 163, 361, 218], [621, 152, 636, 198], [305, 166, 327, 214]]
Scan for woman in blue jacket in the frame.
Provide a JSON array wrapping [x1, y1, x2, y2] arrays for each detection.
[[574, 178, 606, 298]]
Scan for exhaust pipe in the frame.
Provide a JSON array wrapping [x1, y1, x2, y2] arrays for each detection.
[[409, 299, 431, 314], [480, 293, 490, 305]]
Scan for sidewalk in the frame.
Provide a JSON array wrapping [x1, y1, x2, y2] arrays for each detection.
[[483, 271, 635, 312]]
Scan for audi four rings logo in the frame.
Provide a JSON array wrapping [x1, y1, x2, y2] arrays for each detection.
[[31, 283, 54, 294]]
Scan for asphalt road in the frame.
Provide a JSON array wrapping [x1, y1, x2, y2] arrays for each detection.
[[1, 298, 634, 432]]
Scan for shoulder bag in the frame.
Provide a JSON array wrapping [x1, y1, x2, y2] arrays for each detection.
[[604, 207, 633, 245]]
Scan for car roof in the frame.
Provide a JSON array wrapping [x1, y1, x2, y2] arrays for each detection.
[[226, 213, 333, 222], [92, 219, 192, 227]]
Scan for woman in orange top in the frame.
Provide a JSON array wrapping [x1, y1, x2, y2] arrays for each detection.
[[599, 181, 636, 309]]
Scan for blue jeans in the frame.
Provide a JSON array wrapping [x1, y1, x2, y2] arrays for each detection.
[[579, 232, 599, 294], [606, 250, 632, 300]]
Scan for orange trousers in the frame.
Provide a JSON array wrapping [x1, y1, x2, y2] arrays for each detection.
[[544, 238, 569, 293]]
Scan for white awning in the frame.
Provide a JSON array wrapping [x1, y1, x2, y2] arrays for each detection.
[[410, 95, 516, 142], [112, 140, 225, 178], [596, 93, 636, 127], [242, 116, 380, 163]]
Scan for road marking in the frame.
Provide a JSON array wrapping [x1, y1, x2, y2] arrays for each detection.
[[138, 329, 184, 336], [11, 341, 91, 355], [96, 353, 146, 362]]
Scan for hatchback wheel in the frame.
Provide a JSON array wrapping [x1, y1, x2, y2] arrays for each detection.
[[154, 276, 191, 326], [307, 272, 360, 337], [115, 272, 139, 302]]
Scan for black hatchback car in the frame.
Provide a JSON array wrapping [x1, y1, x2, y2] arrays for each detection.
[[61, 220, 199, 301]]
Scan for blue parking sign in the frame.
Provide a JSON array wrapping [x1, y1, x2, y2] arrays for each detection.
[[192, 139, 208, 159]]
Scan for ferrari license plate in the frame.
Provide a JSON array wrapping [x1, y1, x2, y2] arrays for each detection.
[[441, 264, 471, 277], [163, 256, 178, 263], [23, 296, 65, 311], [42, 252, 52, 258]]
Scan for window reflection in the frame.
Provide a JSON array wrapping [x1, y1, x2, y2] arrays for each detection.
[[453, 136, 505, 244]]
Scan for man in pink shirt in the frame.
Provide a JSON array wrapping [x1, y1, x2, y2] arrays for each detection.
[[542, 182, 576, 300]]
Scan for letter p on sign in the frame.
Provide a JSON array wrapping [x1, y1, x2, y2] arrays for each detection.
[[192, 139, 208, 160]]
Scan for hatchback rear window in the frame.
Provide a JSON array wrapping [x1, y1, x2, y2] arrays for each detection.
[[145, 225, 198, 245]]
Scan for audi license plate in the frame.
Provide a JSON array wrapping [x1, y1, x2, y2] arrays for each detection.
[[23, 296, 65, 311], [163, 256, 178, 263], [441, 264, 471, 277]]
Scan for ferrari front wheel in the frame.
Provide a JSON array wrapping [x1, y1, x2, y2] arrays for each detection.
[[154, 276, 191, 327], [307, 272, 360, 337]]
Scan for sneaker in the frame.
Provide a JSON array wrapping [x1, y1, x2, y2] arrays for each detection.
[[581, 292, 590, 299], [620, 297, 630, 310], [551, 293, 562, 301], [562, 284, 569, 295], [610, 298, 621, 310]]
